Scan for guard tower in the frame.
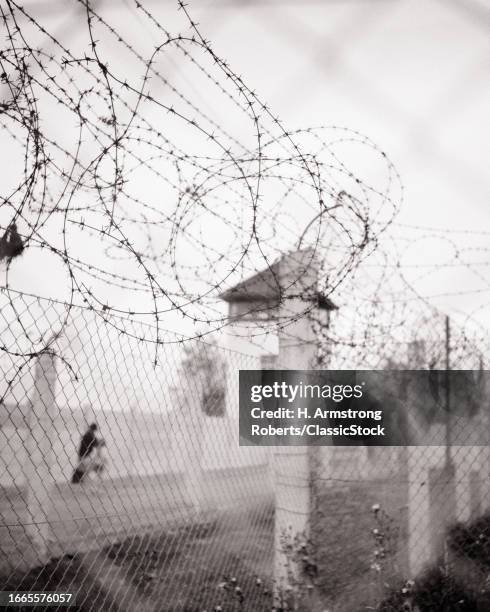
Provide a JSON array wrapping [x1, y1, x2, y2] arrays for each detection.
[[219, 248, 336, 366]]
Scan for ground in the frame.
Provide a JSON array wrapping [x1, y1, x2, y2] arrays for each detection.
[[0, 473, 191, 574], [0, 504, 274, 612]]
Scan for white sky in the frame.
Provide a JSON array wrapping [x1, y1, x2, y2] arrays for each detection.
[[1, 0, 489, 344], [191, 0, 490, 316]]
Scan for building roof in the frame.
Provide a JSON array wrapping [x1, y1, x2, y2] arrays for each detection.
[[218, 260, 337, 311], [219, 261, 282, 303]]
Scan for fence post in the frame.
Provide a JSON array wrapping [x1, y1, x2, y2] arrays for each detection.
[[274, 249, 319, 597], [480, 370, 490, 513], [184, 383, 206, 514], [407, 447, 432, 577], [454, 447, 474, 522], [24, 350, 58, 566], [407, 445, 453, 577]]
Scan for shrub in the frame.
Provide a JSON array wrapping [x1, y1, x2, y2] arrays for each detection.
[[377, 566, 480, 612], [412, 566, 478, 612], [447, 512, 490, 568]]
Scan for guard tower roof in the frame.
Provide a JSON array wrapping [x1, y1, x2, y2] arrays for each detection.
[[219, 261, 337, 311]]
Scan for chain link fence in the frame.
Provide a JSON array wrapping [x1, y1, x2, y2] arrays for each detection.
[[0, 290, 274, 610], [1, 296, 490, 612], [306, 443, 489, 611], [305, 336, 490, 612], [0, 0, 488, 609]]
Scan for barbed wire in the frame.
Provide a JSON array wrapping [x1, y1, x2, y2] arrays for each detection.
[[0, 0, 405, 364], [0, 0, 488, 376]]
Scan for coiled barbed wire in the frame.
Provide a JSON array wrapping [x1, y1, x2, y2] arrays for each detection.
[[0, 0, 401, 353], [0, 0, 487, 378]]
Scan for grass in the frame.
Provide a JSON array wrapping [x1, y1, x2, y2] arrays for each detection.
[[378, 512, 490, 612], [447, 511, 490, 568], [102, 505, 275, 611], [311, 479, 408, 611], [0, 503, 276, 612], [5, 493, 486, 612]]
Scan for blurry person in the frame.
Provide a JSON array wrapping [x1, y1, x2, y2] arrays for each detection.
[[71, 423, 99, 484]]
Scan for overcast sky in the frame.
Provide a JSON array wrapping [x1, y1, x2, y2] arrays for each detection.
[[188, 0, 490, 314], [1, 0, 489, 347]]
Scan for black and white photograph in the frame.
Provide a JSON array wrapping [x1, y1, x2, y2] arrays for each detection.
[[0, 1, 489, 610]]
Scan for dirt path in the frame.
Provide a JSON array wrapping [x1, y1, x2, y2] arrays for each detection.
[[1, 465, 273, 574], [0, 472, 191, 573]]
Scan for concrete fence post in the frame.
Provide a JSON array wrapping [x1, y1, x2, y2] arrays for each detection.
[[185, 383, 206, 514], [454, 446, 475, 522], [480, 374, 490, 513], [24, 350, 58, 566], [407, 446, 432, 577], [274, 249, 319, 596], [483, 416, 490, 514], [407, 445, 452, 577]]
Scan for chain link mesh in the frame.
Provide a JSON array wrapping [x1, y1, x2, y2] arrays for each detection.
[[1, 291, 274, 610]]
